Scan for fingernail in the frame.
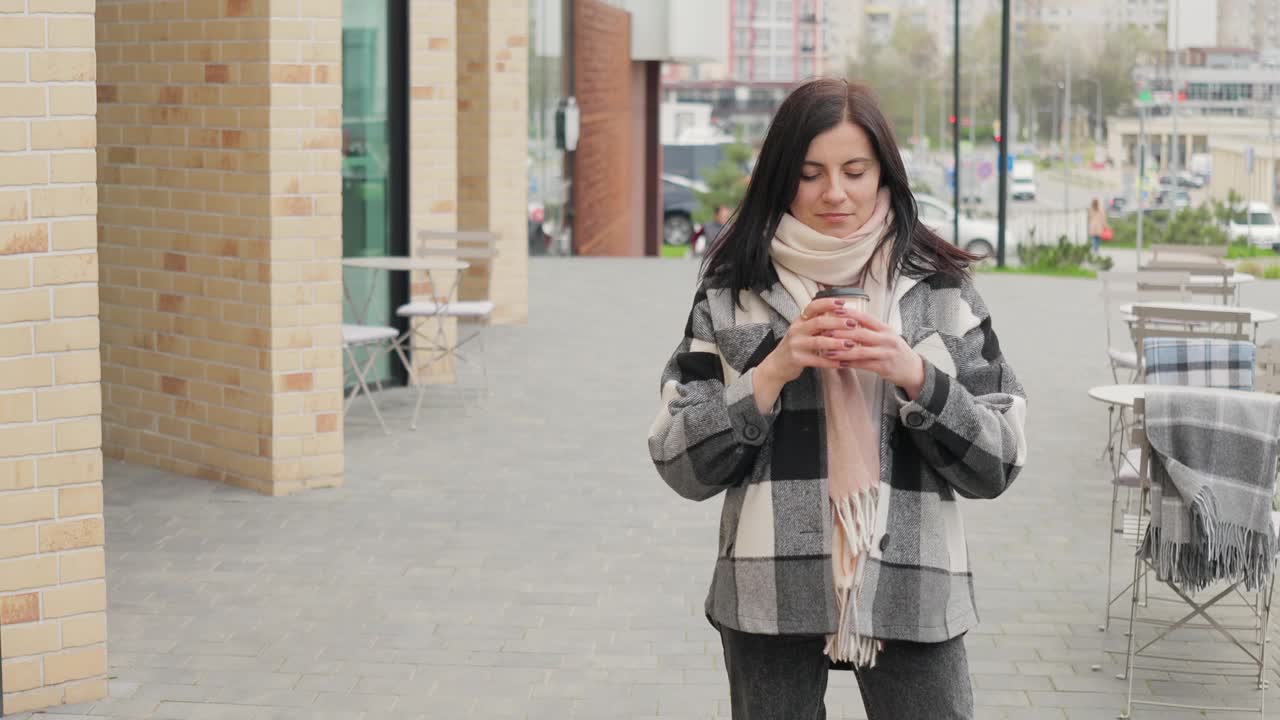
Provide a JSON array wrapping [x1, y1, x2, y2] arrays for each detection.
[[846, 320, 856, 327], [839, 362, 850, 368], [844, 340, 855, 347], [834, 299, 845, 306], [834, 308, 847, 315]]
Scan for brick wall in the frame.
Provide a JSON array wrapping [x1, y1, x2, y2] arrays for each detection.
[[0, 1, 109, 713], [456, 0, 529, 323], [96, 0, 343, 496], [572, 0, 632, 256]]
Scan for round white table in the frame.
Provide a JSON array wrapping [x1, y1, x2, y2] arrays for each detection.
[[341, 256, 470, 325], [1190, 271, 1256, 287], [1118, 301, 1278, 325], [1088, 384, 1147, 409]]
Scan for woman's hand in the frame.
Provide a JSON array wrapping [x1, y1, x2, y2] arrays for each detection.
[[831, 310, 926, 399], [752, 297, 861, 413]]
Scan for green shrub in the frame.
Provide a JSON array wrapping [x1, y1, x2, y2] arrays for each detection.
[[1238, 260, 1265, 276], [1017, 234, 1113, 272], [1109, 203, 1229, 248], [1265, 265, 1280, 280]]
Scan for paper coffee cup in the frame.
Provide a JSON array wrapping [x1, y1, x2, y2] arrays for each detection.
[[813, 286, 869, 315]]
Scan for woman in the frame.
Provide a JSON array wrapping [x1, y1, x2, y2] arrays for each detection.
[[647, 78, 1028, 719], [1088, 198, 1109, 254]]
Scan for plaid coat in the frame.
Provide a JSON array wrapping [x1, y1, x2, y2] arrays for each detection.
[[648, 270, 1028, 642]]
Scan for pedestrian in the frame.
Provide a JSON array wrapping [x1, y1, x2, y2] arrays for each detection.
[[1088, 198, 1109, 254], [647, 78, 1028, 720], [696, 203, 732, 257]]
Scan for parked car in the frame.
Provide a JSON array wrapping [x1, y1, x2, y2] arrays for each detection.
[[1227, 202, 1280, 247], [1106, 196, 1131, 218], [1154, 187, 1191, 211], [915, 193, 1010, 263], [661, 173, 707, 247]]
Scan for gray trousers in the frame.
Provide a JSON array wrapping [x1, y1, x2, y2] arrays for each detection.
[[718, 625, 974, 720]]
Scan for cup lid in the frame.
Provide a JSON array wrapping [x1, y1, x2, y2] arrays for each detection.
[[815, 286, 869, 300]]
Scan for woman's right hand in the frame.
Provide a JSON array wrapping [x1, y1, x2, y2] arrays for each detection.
[[752, 297, 856, 413]]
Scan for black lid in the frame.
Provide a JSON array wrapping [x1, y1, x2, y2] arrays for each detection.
[[814, 286, 869, 300]]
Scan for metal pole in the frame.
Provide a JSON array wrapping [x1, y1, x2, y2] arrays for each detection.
[[952, 0, 960, 246], [997, 0, 1011, 267], [968, 64, 976, 146], [1171, 0, 1180, 174], [1137, 103, 1146, 263], [1095, 81, 1102, 145], [1063, 41, 1072, 224]]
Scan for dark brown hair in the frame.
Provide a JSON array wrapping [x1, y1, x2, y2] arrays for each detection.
[[702, 78, 975, 294]]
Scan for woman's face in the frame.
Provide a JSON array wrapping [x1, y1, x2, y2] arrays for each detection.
[[789, 119, 882, 238]]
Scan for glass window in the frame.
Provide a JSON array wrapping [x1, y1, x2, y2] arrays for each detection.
[[735, 56, 750, 80], [735, 28, 749, 48], [775, 29, 793, 48], [735, 0, 748, 19], [776, 0, 793, 15]]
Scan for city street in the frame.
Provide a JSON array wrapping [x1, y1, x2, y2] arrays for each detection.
[[10, 258, 1280, 719]]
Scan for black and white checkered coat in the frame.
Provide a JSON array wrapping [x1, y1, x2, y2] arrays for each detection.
[[648, 270, 1028, 642]]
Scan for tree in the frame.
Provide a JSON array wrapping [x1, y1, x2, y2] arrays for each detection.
[[694, 142, 754, 224], [1087, 25, 1163, 138]]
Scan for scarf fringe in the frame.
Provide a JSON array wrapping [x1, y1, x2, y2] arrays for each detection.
[[825, 489, 884, 667], [1140, 488, 1277, 593]]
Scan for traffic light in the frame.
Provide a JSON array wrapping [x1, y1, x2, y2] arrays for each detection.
[[948, 114, 956, 125]]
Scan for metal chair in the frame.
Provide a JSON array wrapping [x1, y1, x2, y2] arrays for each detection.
[[395, 230, 500, 429], [1116, 391, 1280, 718], [342, 324, 415, 435], [1099, 271, 1191, 383], [1142, 262, 1237, 305]]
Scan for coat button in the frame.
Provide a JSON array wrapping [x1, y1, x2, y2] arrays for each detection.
[[905, 412, 925, 429], [744, 424, 761, 441], [879, 534, 890, 553]]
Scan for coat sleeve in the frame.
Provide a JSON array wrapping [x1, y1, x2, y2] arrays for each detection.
[[894, 279, 1028, 499], [647, 290, 780, 501]]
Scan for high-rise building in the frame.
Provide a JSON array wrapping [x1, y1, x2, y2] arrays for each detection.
[[724, 0, 841, 83], [1218, 0, 1280, 51]]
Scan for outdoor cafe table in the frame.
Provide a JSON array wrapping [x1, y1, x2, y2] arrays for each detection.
[[341, 256, 469, 324], [1117, 301, 1278, 327], [1088, 383, 1147, 410]]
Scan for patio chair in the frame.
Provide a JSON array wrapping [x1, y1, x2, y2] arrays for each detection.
[[1098, 271, 1191, 384], [395, 229, 500, 429], [1148, 244, 1228, 265], [1257, 341, 1280, 394], [1141, 262, 1237, 305], [342, 323, 415, 435], [1100, 335, 1257, 631], [1116, 390, 1280, 718]]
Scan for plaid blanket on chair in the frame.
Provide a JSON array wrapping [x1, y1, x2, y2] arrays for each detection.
[[1140, 387, 1280, 593], [1142, 337, 1255, 391]]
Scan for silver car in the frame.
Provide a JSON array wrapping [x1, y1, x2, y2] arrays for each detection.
[[914, 193, 1010, 263]]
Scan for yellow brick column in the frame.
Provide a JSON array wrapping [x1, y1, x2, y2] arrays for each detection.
[[265, 0, 345, 494], [457, 0, 529, 324], [97, 0, 343, 496], [0, 0, 109, 714], [409, 0, 460, 384]]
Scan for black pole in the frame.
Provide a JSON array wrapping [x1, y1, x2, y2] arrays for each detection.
[[996, 0, 1011, 267], [952, 0, 960, 247]]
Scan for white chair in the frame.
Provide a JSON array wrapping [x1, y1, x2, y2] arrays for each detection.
[[342, 323, 414, 435], [1099, 271, 1192, 383], [395, 230, 500, 429], [1116, 393, 1280, 718]]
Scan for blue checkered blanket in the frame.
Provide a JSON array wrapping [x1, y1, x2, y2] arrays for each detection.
[[1143, 337, 1255, 391]]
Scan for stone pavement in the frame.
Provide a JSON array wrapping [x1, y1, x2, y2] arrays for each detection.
[[12, 258, 1280, 719]]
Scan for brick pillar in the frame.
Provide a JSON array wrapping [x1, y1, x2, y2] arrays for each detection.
[[409, 0, 460, 383], [1, 1, 109, 714], [97, 0, 343, 496], [457, 0, 529, 324]]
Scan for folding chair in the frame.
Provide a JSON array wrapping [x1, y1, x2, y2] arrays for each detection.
[[395, 230, 500, 430], [1148, 244, 1228, 265], [1142, 262, 1237, 305], [1117, 390, 1280, 718], [1258, 341, 1280, 395], [1100, 335, 1257, 632], [342, 323, 415, 435], [1099, 272, 1191, 383]]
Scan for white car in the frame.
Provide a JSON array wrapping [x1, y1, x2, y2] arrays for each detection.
[[915, 193, 1011, 263], [1228, 202, 1280, 248], [1010, 177, 1037, 201]]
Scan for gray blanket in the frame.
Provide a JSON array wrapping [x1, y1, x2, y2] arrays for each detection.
[[1139, 387, 1280, 593]]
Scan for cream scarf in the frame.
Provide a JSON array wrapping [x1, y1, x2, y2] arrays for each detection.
[[769, 187, 893, 666]]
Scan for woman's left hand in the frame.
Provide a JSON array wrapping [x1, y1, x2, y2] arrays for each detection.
[[822, 309, 926, 400]]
